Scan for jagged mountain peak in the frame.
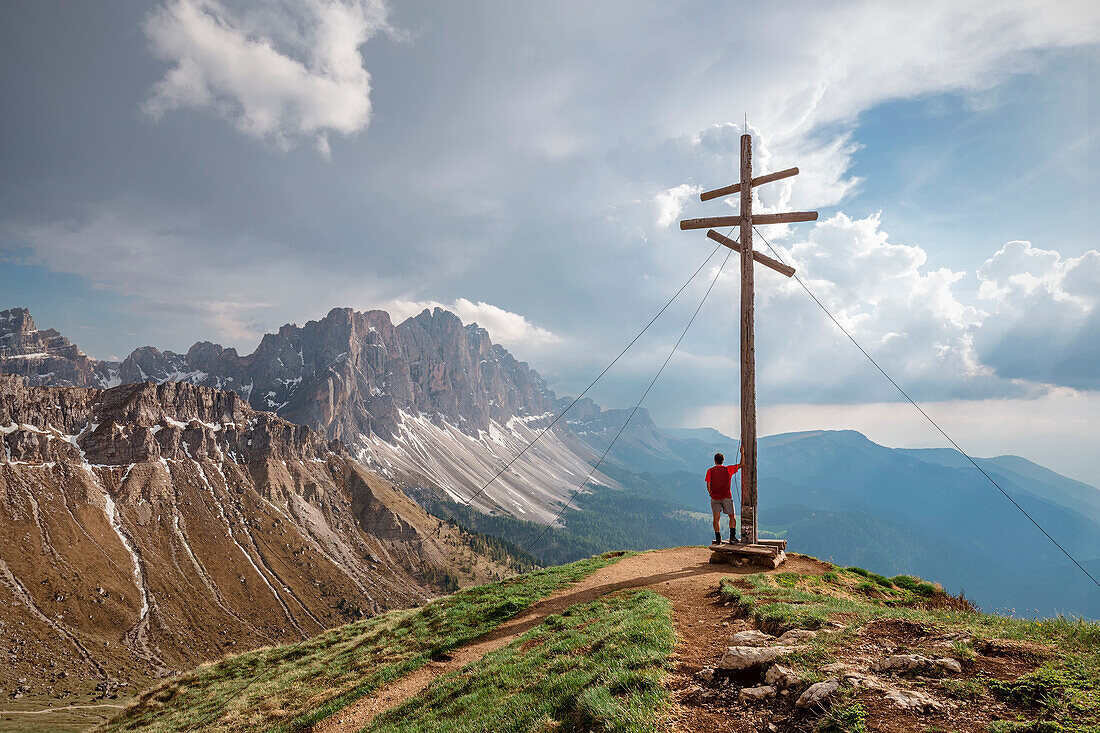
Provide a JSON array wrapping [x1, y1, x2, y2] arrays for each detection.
[[1, 306, 36, 332], [0, 306, 605, 522], [1, 305, 557, 431]]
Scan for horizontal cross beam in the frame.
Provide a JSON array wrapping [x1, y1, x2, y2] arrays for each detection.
[[706, 230, 795, 277], [700, 167, 799, 201], [679, 210, 818, 230]]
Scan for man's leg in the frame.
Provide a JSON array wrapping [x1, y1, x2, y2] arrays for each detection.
[[711, 505, 722, 544], [726, 499, 738, 543]]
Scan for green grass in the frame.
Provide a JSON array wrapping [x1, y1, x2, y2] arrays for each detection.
[[989, 722, 1070, 733], [987, 658, 1100, 728], [817, 700, 868, 733], [101, 553, 628, 733], [364, 589, 674, 733]]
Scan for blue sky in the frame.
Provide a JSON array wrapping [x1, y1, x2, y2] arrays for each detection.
[[2, 1, 1098, 483]]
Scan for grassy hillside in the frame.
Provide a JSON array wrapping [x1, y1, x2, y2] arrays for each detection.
[[100, 553, 629, 733], [96, 549, 1100, 733], [364, 590, 673, 733]]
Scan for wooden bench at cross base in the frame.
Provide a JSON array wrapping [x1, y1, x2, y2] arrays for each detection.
[[708, 538, 788, 569]]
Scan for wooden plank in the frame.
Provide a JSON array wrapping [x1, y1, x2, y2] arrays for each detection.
[[685, 212, 815, 230], [753, 211, 818, 225], [739, 132, 758, 546], [680, 215, 741, 231], [700, 167, 799, 201], [757, 538, 788, 549], [706, 230, 795, 277], [709, 543, 778, 558]]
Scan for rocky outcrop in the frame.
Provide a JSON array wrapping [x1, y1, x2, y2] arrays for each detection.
[[0, 374, 517, 701], [0, 308, 117, 388], [729, 629, 775, 646]]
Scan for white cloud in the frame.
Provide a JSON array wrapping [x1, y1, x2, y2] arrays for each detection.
[[654, 183, 702, 228], [973, 241, 1100, 388], [385, 298, 562, 354], [143, 0, 389, 154], [637, 213, 1099, 413], [792, 0, 1100, 129], [749, 212, 997, 398]]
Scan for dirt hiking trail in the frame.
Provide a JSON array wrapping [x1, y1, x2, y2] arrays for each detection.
[[312, 546, 830, 733]]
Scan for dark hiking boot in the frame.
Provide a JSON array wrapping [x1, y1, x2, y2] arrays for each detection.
[[727, 537, 739, 544]]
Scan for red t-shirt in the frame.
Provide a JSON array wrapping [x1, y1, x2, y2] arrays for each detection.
[[705, 464, 741, 500]]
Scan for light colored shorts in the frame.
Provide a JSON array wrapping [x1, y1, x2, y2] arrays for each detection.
[[710, 497, 736, 515]]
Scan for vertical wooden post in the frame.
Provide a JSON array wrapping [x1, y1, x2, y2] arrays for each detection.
[[739, 133, 758, 545]]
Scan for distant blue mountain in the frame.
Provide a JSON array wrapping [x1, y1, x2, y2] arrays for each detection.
[[571, 419, 1100, 618]]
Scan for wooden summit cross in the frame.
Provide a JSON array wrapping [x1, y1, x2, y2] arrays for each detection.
[[679, 132, 817, 567]]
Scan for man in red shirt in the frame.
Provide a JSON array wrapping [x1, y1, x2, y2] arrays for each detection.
[[705, 448, 742, 545]]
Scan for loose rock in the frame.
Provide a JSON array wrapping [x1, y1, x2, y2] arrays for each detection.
[[884, 688, 945, 712], [764, 663, 801, 688], [843, 672, 885, 690], [934, 657, 962, 674], [739, 684, 777, 701], [776, 629, 818, 644], [872, 654, 932, 673], [696, 668, 716, 683], [729, 629, 774, 646], [796, 678, 841, 708]]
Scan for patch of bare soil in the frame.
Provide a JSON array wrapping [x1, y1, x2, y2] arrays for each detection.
[[858, 618, 930, 646]]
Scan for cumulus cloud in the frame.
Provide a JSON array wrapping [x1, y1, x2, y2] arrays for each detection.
[[974, 241, 1100, 389], [143, 0, 390, 155], [792, 0, 1100, 129], [644, 212, 1018, 407], [761, 213, 994, 393], [385, 298, 562, 355], [650, 212, 1100, 408], [654, 184, 702, 228]]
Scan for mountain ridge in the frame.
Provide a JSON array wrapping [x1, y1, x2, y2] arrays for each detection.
[[0, 373, 525, 705]]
